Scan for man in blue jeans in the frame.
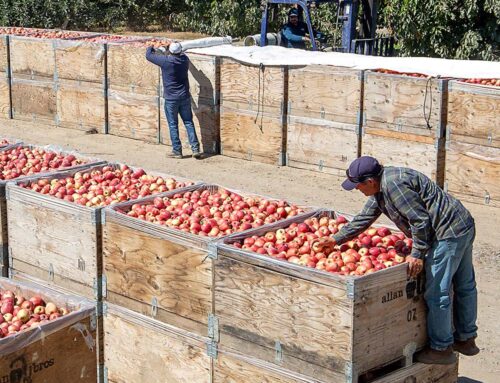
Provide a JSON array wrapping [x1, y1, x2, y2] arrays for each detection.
[[146, 42, 201, 159], [315, 156, 479, 365]]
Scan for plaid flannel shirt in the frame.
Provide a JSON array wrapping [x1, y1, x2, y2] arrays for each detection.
[[333, 167, 474, 259]]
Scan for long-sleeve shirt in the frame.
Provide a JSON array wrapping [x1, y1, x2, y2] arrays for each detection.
[[145, 47, 190, 101], [281, 22, 308, 49], [332, 167, 474, 259]]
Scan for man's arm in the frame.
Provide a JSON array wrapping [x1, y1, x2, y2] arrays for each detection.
[[332, 197, 382, 244], [282, 25, 307, 42], [145, 46, 169, 67]]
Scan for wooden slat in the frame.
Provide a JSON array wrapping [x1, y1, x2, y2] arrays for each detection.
[[9, 37, 55, 79], [56, 79, 105, 132], [447, 81, 499, 148], [160, 100, 220, 154], [107, 89, 159, 143], [288, 66, 361, 125], [104, 306, 211, 383], [445, 141, 500, 207], [220, 107, 285, 165], [286, 117, 358, 176], [214, 255, 352, 382], [0, 76, 9, 119], [0, 36, 7, 73], [54, 40, 105, 83], [7, 191, 100, 299], [103, 219, 212, 336], [220, 58, 285, 116], [107, 43, 160, 95], [363, 72, 442, 136], [11, 78, 57, 124], [370, 361, 458, 383], [361, 128, 444, 185]]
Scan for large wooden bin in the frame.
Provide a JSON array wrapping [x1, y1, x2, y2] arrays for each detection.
[[213, 209, 427, 383], [220, 58, 287, 164], [0, 277, 98, 382], [9, 36, 56, 79], [5, 163, 191, 299], [103, 303, 211, 383], [102, 183, 305, 338], [0, 144, 101, 278], [286, 66, 362, 175]]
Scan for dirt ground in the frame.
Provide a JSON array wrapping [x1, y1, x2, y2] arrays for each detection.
[[1, 119, 498, 382]]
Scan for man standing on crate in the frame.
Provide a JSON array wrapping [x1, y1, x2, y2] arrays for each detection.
[[146, 42, 202, 159], [314, 156, 479, 365]]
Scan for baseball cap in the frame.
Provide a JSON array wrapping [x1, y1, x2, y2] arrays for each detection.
[[289, 9, 299, 17], [168, 42, 182, 54], [341, 156, 383, 191]]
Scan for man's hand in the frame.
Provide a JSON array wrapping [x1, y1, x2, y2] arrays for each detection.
[[312, 237, 336, 254], [302, 36, 311, 42], [406, 256, 424, 278]]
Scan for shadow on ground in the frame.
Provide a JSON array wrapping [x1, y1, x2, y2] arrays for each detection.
[[458, 377, 483, 383]]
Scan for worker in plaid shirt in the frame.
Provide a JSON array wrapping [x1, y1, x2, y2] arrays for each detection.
[[315, 156, 479, 365]]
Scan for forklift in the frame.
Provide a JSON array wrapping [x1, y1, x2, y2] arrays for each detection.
[[258, 0, 393, 56]]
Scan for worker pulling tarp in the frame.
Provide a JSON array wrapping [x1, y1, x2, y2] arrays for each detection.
[[189, 45, 500, 79]]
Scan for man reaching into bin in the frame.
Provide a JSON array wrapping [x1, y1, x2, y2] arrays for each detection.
[[314, 156, 479, 365], [146, 42, 201, 159]]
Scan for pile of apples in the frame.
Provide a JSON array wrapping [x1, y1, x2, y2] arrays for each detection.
[[0, 27, 90, 39], [375, 69, 430, 78], [122, 188, 304, 238], [22, 164, 194, 208], [0, 289, 70, 338], [231, 215, 412, 276], [461, 78, 500, 87], [0, 146, 86, 180], [76, 35, 137, 43]]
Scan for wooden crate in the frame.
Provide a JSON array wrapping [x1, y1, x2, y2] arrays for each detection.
[[107, 89, 160, 143], [103, 303, 211, 383], [363, 71, 447, 137], [213, 210, 427, 383], [361, 127, 445, 186], [220, 106, 286, 165], [220, 58, 286, 117], [286, 116, 359, 176], [56, 79, 106, 133], [9, 36, 55, 79], [54, 39, 106, 83], [0, 277, 97, 383], [107, 42, 160, 96], [447, 80, 499, 148], [11, 77, 57, 124], [160, 99, 220, 154], [188, 53, 220, 106], [445, 141, 500, 208], [288, 65, 362, 125]]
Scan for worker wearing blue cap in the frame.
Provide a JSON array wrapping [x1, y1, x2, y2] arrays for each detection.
[[281, 8, 310, 49], [315, 156, 479, 365]]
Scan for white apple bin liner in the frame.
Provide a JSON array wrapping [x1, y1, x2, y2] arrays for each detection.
[[215, 207, 404, 281], [0, 276, 96, 355], [105, 183, 314, 252]]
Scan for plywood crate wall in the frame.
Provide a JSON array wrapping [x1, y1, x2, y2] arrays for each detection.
[[0, 277, 98, 383], [103, 303, 211, 383], [160, 53, 220, 154], [362, 72, 447, 186], [9, 36, 56, 79], [213, 209, 427, 383], [10, 77, 57, 124], [286, 66, 362, 175], [0, 35, 10, 119], [220, 58, 287, 164]]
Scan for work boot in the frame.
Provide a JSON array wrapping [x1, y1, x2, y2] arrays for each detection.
[[167, 152, 183, 159], [192, 150, 202, 159], [415, 346, 457, 365], [453, 337, 480, 356]]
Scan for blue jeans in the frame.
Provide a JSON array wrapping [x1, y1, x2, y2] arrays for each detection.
[[164, 97, 200, 154], [424, 227, 478, 350]]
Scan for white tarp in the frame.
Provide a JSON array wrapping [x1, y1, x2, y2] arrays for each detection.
[[189, 45, 500, 79]]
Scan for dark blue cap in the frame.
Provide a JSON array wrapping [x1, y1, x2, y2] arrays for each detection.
[[289, 9, 299, 17], [341, 156, 383, 191]]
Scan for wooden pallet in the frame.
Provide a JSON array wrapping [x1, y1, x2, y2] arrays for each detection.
[[445, 141, 500, 208], [11, 77, 57, 124], [213, 210, 427, 383], [361, 127, 445, 186], [288, 65, 362, 125], [286, 116, 359, 176], [103, 303, 211, 383], [0, 277, 97, 383], [56, 79, 106, 133], [160, 99, 220, 154], [363, 72, 446, 138], [107, 89, 160, 142], [447, 80, 499, 148]]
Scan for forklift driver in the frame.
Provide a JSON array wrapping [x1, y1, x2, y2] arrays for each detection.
[[281, 8, 311, 49]]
